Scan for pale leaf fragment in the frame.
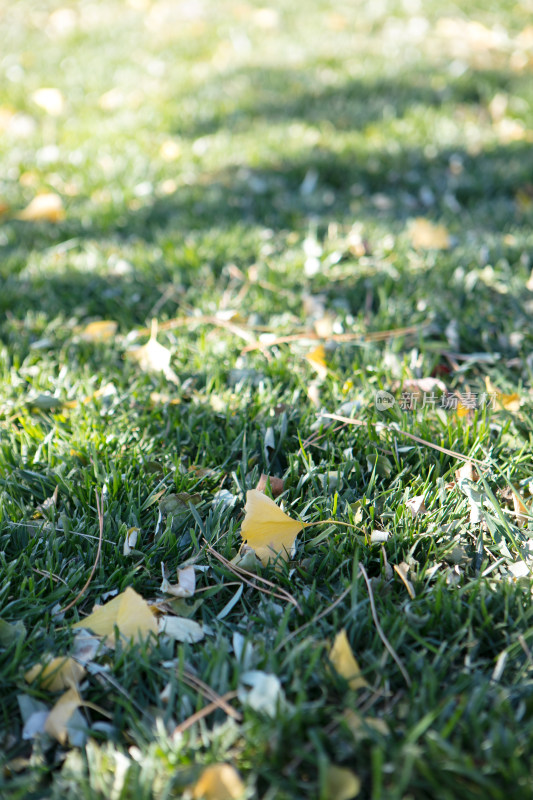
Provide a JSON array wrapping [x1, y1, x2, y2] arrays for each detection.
[[329, 629, 368, 691], [512, 492, 529, 527], [73, 587, 158, 644], [238, 670, 286, 717], [161, 564, 196, 597], [192, 763, 245, 800], [25, 656, 85, 692], [16, 193, 65, 222], [123, 527, 140, 555], [406, 494, 426, 517], [324, 764, 361, 800], [240, 489, 303, 566], [158, 615, 204, 643]]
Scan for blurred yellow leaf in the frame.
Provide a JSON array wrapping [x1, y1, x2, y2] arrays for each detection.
[[324, 764, 361, 800], [24, 657, 85, 692], [409, 218, 450, 250], [73, 587, 158, 644], [485, 377, 521, 411], [192, 763, 245, 800], [329, 629, 368, 690], [241, 489, 303, 566], [305, 344, 329, 379], [80, 320, 118, 342], [44, 687, 82, 744], [16, 193, 65, 223], [126, 319, 178, 383], [32, 87, 64, 115]]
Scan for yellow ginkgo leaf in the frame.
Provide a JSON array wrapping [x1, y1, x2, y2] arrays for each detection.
[[73, 587, 158, 644], [241, 489, 303, 566], [329, 629, 368, 691], [24, 657, 85, 692], [80, 320, 118, 342], [44, 687, 83, 744], [126, 319, 178, 383], [305, 344, 328, 379], [192, 763, 245, 800], [408, 217, 450, 250], [16, 193, 65, 223], [485, 377, 521, 411], [324, 764, 361, 800]]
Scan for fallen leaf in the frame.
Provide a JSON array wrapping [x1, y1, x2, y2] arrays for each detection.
[[16, 193, 65, 223], [238, 670, 286, 716], [255, 473, 285, 498], [158, 615, 204, 643], [44, 687, 83, 744], [25, 657, 85, 692], [126, 319, 178, 383], [342, 708, 390, 739], [192, 763, 245, 800], [123, 526, 140, 555], [324, 764, 361, 800], [73, 587, 158, 644], [408, 217, 450, 250], [485, 377, 521, 411], [406, 495, 426, 517], [455, 461, 479, 483], [32, 87, 64, 115], [80, 320, 118, 342], [329, 629, 368, 690], [305, 344, 329, 379], [366, 453, 393, 478], [161, 564, 196, 598], [240, 489, 303, 566]]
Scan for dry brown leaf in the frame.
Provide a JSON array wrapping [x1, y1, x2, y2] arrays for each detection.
[[24, 657, 85, 692], [73, 587, 158, 644], [512, 492, 529, 527], [240, 489, 303, 566], [329, 629, 369, 691], [408, 218, 451, 250], [192, 763, 245, 800], [255, 474, 285, 498], [16, 193, 65, 223], [455, 461, 479, 483]]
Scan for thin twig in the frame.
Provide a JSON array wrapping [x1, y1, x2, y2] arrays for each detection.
[[206, 545, 302, 613], [323, 413, 487, 466], [359, 563, 412, 687], [181, 670, 242, 721], [172, 691, 240, 737], [59, 491, 104, 615]]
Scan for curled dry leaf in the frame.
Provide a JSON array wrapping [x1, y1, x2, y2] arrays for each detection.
[[161, 564, 196, 598], [24, 657, 85, 692], [240, 489, 303, 566], [123, 527, 140, 556], [16, 193, 65, 222], [405, 495, 426, 517], [394, 562, 416, 599], [255, 473, 285, 498], [329, 629, 368, 691], [192, 763, 245, 800], [73, 587, 158, 645]]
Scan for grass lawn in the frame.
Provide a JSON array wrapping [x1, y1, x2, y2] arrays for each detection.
[[2, 0, 533, 797]]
